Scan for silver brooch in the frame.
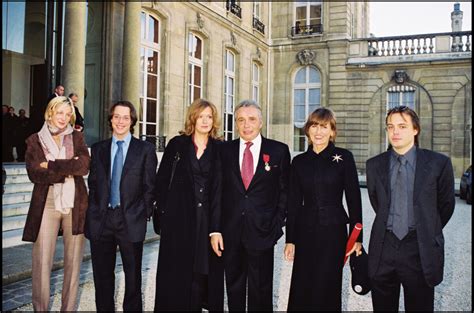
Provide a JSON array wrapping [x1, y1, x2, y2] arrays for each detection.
[[332, 154, 343, 163]]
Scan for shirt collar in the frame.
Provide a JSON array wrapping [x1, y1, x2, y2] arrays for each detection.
[[239, 133, 262, 147], [112, 132, 132, 146], [391, 144, 417, 167]]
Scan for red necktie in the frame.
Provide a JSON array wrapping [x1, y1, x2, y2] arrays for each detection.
[[241, 141, 254, 190]]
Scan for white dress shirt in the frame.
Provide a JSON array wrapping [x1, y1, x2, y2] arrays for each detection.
[[239, 133, 262, 174]]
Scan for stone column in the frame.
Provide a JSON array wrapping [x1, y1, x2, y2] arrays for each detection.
[[62, 2, 87, 114], [121, 2, 141, 108]]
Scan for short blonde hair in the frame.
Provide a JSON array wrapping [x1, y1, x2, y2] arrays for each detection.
[[180, 98, 221, 139], [44, 96, 76, 126]]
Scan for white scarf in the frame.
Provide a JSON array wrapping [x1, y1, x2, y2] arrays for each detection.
[[38, 122, 75, 214]]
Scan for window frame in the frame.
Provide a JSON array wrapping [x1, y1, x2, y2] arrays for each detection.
[[293, 65, 322, 152], [224, 49, 236, 141], [294, 1, 322, 28], [253, 1, 261, 19], [386, 85, 416, 110], [139, 11, 161, 137], [251, 62, 260, 102], [188, 32, 204, 105]]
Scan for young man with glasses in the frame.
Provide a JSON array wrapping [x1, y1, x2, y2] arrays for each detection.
[[85, 101, 157, 311]]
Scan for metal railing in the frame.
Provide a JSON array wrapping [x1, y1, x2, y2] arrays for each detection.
[[291, 23, 323, 37], [226, 2, 241, 19], [140, 135, 166, 152], [253, 17, 265, 34]]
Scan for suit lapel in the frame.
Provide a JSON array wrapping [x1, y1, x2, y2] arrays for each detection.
[[101, 139, 112, 182], [229, 139, 246, 192], [413, 148, 431, 204], [121, 137, 138, 178], [376, 152, 391, 203]]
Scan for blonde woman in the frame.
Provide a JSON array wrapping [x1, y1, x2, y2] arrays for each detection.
[[154, 98, 224, 311], [23, 96, 90, 311]]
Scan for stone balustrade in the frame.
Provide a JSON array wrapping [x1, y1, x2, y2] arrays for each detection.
[[367, 31, 471, 57]]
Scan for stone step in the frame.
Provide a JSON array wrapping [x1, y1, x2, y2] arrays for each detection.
[[3, 165, 28, 176], [2, 192, 32, 206], [4, 182, 34, 194], [2, 202, 29, 218], [5, 174, 31, 184], [2, 228, 30, 248], [3, 215, 27, 232]]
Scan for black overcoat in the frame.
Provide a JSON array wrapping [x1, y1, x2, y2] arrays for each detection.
[[154, 135, 224, 311], [286, 142, 362, 311]]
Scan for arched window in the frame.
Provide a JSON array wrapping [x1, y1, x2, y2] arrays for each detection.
[[252, 62, 260, 102], [188, 32, 203, 104], [293, 66, 321, 152], [224, 49, 236, 141], [139, 12, 160, 136]]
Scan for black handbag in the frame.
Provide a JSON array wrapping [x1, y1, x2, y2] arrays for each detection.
[[152, 151, 180, 235], [349, 246, 372, 295]]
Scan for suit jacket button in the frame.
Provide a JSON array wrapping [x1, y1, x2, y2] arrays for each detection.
[[242, 211, 245, 215], [197, 203, 202, 207], [245, 195, 248, 198]]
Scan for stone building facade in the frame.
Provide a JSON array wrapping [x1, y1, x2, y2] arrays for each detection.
[[2, 1, 471, 176]]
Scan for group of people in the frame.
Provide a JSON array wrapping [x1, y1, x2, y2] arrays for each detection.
[[2, 85, 84, 164], [22, 93, 455, 311], [2, 104, 30, 162]]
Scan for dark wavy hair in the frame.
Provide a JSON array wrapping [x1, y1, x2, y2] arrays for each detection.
[[108, 101, 138, 134], [385, 105, 420, 146]]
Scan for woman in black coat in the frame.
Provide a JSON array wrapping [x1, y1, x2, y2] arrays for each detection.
[[284, 108, 363, 311], [154, 99, 223, 311]]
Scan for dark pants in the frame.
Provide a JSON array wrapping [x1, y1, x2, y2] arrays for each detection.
[[371, 230, 434, 312], [224, 243, 274, 311], [90, 208, 144, 312]]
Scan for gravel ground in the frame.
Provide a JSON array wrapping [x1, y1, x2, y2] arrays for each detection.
[[15, 189, 471, 311]]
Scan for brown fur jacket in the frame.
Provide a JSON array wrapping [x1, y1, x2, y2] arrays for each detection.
[[22, 130, 90, 242]]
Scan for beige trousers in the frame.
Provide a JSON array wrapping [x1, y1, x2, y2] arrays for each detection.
[[32, 187, 85, 312]]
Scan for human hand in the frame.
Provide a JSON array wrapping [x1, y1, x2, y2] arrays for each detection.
[[346, 241, 362, 257], [210, 233, 224, 257], [284, 243, 295, 261]]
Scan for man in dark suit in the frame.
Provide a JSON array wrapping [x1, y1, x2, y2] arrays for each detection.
[[210, 100, 290, 311], [47, 84, 65, 103], [366, 105, 455, 311], [85, 101, 157, 311]]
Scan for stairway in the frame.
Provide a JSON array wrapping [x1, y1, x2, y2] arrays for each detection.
[[2, 163, 32, 248]]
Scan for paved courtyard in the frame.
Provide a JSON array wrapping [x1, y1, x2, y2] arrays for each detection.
[[9, 189, 472, 311]]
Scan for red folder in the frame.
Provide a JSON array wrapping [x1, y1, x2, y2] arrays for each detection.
[[344, 223, 362, 265]]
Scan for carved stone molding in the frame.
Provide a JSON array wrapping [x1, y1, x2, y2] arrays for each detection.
[[196, 12, 204, 29], [296, 49, 316, 65], [256, 47, 261, 59], [392, 70, 409, 84], [230, 31, 237, 46]]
